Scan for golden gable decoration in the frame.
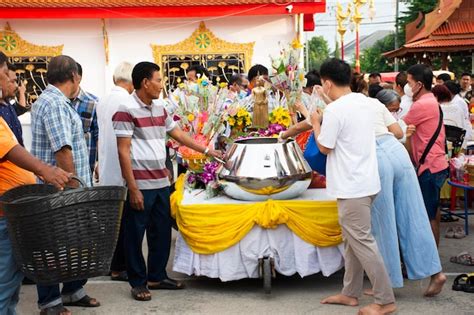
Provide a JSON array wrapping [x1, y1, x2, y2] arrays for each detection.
[[151, 22, 254, 90], [0, 23, 63, 57]]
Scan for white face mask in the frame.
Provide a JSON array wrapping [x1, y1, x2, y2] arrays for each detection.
[[238, 90, 247, 99], [404, 84, 413, 98]]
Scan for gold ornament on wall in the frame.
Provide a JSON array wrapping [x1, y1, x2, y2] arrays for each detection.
[[151, 22, 254, 90], [0, 23, 63, 57]]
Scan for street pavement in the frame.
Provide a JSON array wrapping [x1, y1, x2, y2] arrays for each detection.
[[17, 220, 474, 315]]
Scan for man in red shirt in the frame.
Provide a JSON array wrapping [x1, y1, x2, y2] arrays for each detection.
[[402, 64, 449, 247]]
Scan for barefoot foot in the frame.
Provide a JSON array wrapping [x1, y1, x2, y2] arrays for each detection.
[[424, 272, 446, 297], [358, 303, 397, 315], [320, 294, 359, 306]]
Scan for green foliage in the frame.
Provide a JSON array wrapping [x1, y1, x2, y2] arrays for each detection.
[[359, 0, 472, 75], [306, 36, 330, 71], [397, 0, 438, 43]]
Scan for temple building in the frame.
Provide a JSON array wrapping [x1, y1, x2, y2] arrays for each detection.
[[384, 0, 474, 71], [0, 0, 325, 99]]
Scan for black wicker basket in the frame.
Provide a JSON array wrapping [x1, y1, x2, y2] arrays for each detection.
[[0, 178, 127, 285]]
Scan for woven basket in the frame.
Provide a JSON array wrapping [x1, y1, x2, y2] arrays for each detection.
[[0, 181, 127, 285]]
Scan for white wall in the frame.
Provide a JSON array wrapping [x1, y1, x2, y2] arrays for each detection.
[[1, 15, 295, 99]]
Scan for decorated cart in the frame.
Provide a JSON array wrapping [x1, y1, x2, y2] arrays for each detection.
[[166, 40, 343, 293]]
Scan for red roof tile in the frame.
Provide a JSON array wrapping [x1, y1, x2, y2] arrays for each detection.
[[404, 38, 474, 48], [0, 0, 316, 8], [432, 21, 474, 36]]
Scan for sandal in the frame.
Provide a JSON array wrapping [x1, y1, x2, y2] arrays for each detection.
[[63, 295, 100, 308], [454, 226, 466, 239], [464, 275, 474, 293], [148, 278, 185, 290], [131, 286, 151, 301], [450, 252, 474, 266], [441, 213, 459, 222], [111, 271, 128, 282], [445, 227, 455, 238], [452, 274, 469, 291], [40, 305, 71, 315]]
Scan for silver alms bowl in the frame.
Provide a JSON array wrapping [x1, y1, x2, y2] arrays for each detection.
[[217, 137, 312, 201]]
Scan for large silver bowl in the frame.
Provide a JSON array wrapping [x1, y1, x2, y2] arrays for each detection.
[[217, 137, 312, 201]]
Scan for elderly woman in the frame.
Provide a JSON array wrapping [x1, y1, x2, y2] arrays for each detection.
[[376, 89, 401, 119]]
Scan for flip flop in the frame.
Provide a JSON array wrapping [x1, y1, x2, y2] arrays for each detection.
[[445, 227, 455, 238], [464, 275, 474, 293], [452, 274, 469, 291], [441, 213, 459, 222], [63, 295, 100, 308], [131, 286, 151, 301], [148, 278, 185, 290], [110, 271, 128, 282], [454, 226, 466, 239], [450, 252, 474, 266], [40, 305, 70, 315]]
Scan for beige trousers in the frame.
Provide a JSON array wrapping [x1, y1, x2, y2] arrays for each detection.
[[338, 196, 395, 305]]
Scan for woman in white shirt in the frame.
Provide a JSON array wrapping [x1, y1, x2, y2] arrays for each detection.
[[444, 81, 472, 143], [433, 84, 466, 127]]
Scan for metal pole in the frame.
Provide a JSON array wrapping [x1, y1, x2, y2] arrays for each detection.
[[341, 38, 345, 60], [355, 25, 360, 73], [305, 32, 309, 70], [394, 0, 400, 71]]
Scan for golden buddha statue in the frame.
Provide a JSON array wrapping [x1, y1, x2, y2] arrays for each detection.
[[252, 77, 269, 129]]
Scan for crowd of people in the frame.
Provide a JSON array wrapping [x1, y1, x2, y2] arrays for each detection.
[[0, 49, 473, 315]]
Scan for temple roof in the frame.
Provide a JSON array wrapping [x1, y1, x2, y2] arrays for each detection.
[[0, 0, 325, 19], [0, 0, 316, 8], [384, 0, 474, 58]]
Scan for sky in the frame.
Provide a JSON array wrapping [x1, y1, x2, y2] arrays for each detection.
[[308, 0, 409, 51]]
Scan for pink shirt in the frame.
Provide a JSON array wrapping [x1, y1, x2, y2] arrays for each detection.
[[403, 93, 448, 175]]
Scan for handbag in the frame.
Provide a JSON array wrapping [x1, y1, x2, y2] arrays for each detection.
[[303, 132, 327, 176], [416, 105, 444, 174]]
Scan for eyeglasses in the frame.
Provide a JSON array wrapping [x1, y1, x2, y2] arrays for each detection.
[[390, 108, 402, 114]]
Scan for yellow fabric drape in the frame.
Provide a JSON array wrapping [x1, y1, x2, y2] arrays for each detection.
[[171, 175, 342, 254]]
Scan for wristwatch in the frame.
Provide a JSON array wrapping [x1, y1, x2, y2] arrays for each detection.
[[203, 148, 210, 155]]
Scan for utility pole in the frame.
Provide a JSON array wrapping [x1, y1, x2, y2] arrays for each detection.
[[394, 0, 400, 71]]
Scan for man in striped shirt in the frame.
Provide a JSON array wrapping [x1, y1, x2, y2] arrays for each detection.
[[113, 62, 221, 302]]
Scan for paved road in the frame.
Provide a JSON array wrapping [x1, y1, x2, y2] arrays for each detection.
[[17, 221, 474, 315]]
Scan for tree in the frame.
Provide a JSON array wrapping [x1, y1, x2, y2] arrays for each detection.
[[306, 36, 330, 71], [359, 33, 398, 73]]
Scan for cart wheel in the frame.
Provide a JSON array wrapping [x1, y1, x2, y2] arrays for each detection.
[[263, 257, 272, 294]]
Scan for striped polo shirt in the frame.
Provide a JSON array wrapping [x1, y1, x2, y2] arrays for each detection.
[[113, 92, 176, 190]]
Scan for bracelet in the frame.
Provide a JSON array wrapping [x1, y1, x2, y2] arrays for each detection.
[[278, 131, 286, 141], [204, 148, 210, 155]]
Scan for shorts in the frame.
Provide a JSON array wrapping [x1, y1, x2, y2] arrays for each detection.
[[418, 168, 449, 220]]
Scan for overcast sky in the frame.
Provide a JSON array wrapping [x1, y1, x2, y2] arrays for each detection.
[[308, 0, 409, 51]]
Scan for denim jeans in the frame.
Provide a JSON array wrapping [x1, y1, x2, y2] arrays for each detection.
[[36, 279, 87, 309], [0, 218, 23, 315], [124, 187, 172, 288], [418, 168, 449, 220]]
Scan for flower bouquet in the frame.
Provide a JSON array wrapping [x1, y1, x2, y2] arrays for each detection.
[[168, 75, 233, 172], [185, 161, 221, 199], [269, 39, 307, 117], [227, 106, 252, 136]]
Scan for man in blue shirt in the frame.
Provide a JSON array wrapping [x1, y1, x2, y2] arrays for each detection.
[[70, 63, 99, 173], [0, 63, 25, 146], [31, 55, 99, 315]]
